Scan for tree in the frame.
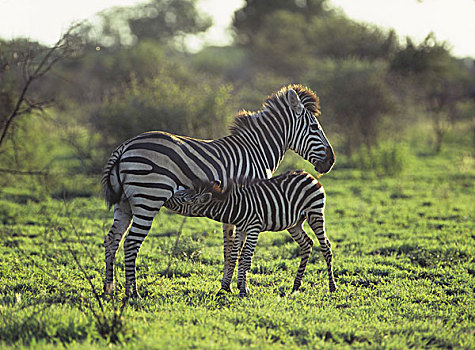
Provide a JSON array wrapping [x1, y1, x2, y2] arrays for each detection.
[[391, 34, 473, 152], [306, 59, 397, 155], [0, 25, 82, 149], [233, 0, 330, 46], [128, 0, 211, 43], [81, 0, 211, 48], [231, 1, 399, 80], [307, 17, 399, 60], [92, 67, 235, 153]]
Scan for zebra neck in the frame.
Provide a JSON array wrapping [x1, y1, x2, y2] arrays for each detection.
[[230, 111, 288, 174], [203, 197, 232, 223], [203, 187, 244, 224]]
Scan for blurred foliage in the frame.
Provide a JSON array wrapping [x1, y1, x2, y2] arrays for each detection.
[[93, 72, 234, 149], [391, 34, 474, 152], [128, 0, 211, 43], [0, 0, 474, 195], [233, 0, 331, 47], [78, 0, 211, 48], [306, 59, 398, 154], [351, 142, 409, 177]]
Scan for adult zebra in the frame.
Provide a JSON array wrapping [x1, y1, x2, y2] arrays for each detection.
[[166, 170, 336, 297], [102, 84, 335, 297]]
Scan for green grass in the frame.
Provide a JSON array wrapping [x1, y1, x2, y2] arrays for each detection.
[[0, 143, 474, 349]]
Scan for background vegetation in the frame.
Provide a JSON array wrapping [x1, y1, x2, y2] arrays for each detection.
[[0, 0, 473, 348]]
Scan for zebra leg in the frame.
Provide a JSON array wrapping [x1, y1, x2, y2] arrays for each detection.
[[104, 198, 132, 295], [287, 218, 314, 293], [237, 230, 259, 298], [221, 230, 246, 292], [222, 223, 236, 292], [235, 234, 248, 291], [308, 212, 337, 292], [123, 213, 156, 298]]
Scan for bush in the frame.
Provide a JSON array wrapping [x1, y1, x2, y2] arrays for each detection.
[[92, 67, 235, 151], [352, 141, 408, 176], [305, 59, 398, 155]]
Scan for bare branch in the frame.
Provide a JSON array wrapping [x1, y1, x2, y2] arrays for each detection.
[[0, 167, 48, 176], [0, 23, 83, 149], [164, 216, 188, 277]]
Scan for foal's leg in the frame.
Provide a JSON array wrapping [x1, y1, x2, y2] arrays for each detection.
[[307, 212, 336, 292], [236, 234, 248, 291], [104, 197, 132, 294], [222, 223, 236, 291], [221, 230, 246, 292], [236, 229, 260, 297], [287, 217, 314, 292]]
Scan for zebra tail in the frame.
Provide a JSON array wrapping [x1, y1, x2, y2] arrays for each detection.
[[101, 145, 124, 210]]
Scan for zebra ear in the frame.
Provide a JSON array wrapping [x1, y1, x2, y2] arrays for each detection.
[[174, 185, 186, 194], [288, 89, 304, 117], [197, 192, 212, 205]]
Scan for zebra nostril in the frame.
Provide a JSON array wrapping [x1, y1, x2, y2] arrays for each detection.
[[328, 147, 335, 160]]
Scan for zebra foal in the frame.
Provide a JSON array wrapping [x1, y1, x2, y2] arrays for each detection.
[[166, 170, 337, 297]]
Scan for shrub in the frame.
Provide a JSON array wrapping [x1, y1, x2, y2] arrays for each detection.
[[92, 68, 235, 152], [305, 59, 398, 155], [352, 141, 408, 176]]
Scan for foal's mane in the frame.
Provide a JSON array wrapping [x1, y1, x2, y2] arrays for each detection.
[[193, 170, 309, 201]]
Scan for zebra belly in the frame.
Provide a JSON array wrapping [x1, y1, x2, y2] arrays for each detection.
[[263, 216, 301, 232]]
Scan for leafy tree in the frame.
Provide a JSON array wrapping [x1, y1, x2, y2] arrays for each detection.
[[246, 10, 312, 78], [128, 0, 211, 43], [81, 0, 211, 48], [233, 1, 398, 72], [233, 0, 330, 46], [52, 40, 168, 107], [92, 66, 235, 152], [307, 16, 399, 60], [391, 34, 474, 152], [306, 59, 397, 155]]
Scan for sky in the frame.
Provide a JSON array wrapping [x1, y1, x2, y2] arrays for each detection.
[[0, 0, 474, 58]]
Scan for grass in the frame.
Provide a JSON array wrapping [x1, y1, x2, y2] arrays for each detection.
[[0, 142, 474, 349]]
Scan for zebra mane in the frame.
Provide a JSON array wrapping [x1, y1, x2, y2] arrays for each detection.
[[234, 169, 307, 187], [229, 84, 321, 135], [193, 170, 308, 201], [192, 179, 232, 201]]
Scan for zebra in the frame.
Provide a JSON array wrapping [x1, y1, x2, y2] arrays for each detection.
[[166, 170, 337, 297], [102, 84, 335, 297]]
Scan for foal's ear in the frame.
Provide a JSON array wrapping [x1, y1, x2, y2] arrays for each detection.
[[173, 185, 186, 194], [288, 88, 304, 117], [211, 180, 221, 189], [197, 192, 212, 205]]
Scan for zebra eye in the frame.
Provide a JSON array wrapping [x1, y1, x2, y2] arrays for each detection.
[[309, 123, 319, 131]]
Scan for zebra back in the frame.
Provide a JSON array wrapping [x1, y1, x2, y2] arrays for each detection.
[[167, 170, 325, 232]]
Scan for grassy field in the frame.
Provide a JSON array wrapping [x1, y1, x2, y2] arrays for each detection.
[[0, 141, 474, 349]]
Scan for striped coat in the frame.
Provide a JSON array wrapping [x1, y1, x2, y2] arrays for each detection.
[[102, 85, 335, 297], [166, 170, 337, 296]]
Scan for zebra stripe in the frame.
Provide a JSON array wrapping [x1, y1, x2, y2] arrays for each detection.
[[166, 170, 337, 296], [102, 85, 335, 297]]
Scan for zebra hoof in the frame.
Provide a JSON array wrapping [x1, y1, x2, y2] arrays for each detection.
[[104, 282, 115, 295], [239, 292, 248, 298], [292, 283, 301, 293], [125, 287, 141, 299], [239, 287, 249, 298], [217, 287, 232, 295]]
